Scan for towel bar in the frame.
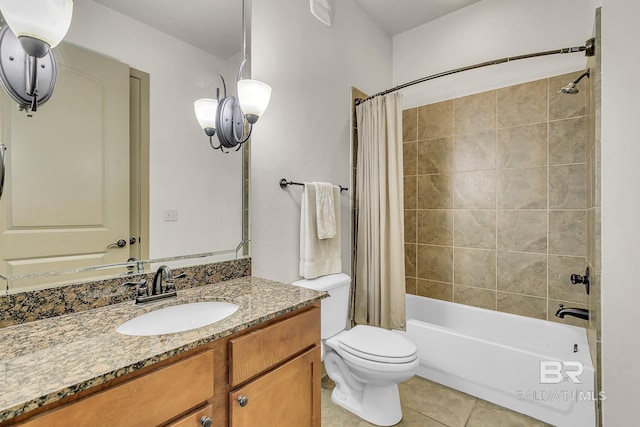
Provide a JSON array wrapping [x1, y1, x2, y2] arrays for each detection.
[[279, 178, 348, 193]]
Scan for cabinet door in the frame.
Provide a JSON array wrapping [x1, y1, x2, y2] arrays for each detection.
[[229, 347, 321, 427]]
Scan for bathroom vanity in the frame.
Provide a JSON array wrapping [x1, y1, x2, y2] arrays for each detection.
[[0, 276, 325, 427]]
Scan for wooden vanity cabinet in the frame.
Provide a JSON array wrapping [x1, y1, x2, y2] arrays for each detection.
[[8, 304, 320, 427]]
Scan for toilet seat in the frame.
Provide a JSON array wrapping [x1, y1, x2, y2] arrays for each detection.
[[335, 325, 417, 364]]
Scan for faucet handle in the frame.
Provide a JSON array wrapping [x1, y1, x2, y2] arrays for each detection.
[[172, 272, 187, 279], [122, 278, 146, 287], [122, 279, 148, 298]]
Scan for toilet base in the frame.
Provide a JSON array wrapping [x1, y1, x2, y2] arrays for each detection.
[[331, 382, 402, 426]]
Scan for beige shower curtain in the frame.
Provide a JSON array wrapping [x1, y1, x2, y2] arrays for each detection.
[[354, 93, 405, 330]]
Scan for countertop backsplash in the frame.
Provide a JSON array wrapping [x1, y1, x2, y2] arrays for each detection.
[[0, 258, 251, 328]]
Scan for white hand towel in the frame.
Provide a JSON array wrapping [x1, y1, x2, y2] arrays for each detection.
[[300, 183, 342, 279], [315, 182, 336, 239]]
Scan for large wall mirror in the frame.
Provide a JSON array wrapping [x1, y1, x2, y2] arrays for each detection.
[[0, 0, 250, 293]]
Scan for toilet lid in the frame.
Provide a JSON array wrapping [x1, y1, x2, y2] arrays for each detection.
[[337, 325, 417, 364]]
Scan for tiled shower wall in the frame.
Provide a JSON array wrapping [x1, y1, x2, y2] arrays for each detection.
[[403, 70, 590, 327]]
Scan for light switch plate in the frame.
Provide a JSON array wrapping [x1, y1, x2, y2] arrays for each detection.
[[163, 209, 178, 222]]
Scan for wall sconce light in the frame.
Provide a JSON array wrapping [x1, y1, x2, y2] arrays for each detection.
[[194, 60, 271, 153], [0, 0, 73, 114]]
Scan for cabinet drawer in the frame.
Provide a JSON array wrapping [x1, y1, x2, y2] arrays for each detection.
[[229, 306, 319, 386], [19, 350, 214, 427], [166, 404, 214, 427]]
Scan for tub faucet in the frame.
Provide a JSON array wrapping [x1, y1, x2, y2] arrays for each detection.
[[555, 304, 589, 321]]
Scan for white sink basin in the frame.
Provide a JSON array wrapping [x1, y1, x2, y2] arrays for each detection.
[[116, 301, 239, 336]]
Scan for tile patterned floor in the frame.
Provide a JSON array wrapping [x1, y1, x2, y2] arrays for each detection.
[[321, 376, 552, 427]]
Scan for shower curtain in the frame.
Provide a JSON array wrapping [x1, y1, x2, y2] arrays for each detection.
[[354, 93, 405, 330]]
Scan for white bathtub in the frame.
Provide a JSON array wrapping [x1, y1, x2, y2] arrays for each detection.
[[398, 294, 596, 427]]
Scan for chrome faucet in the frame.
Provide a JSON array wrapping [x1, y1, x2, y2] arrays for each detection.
[[555, 304, 589, 321], [152, 265, 173, 295], [122, 265, 187, 304]]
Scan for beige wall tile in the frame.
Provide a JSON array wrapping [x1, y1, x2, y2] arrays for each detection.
[[497, 79, 548, 127], [454, 130, 496, 172], [549, 71, 587, 120], [497, 167, 547, 209], [590, 271, 601, 341], [548, 210, 586, 256], [497, 123, 547, 169], [593, 207, 601, 273], [404, 176, 417, 210], [405, 243, 417, 278], [416, 279, 453, 302], [548, 255, 588, 304], [454, 170, 496, 209], [586, 150, 594, 209], [455, 91, 496, 135], [418, 209, 453, 245], [405, 277, 417, 295], [454, 285, 496, 310], [417, 245, 453, 283], [497, 252, 547, 297], [403, 141, 417, 176], [404, 209, 416, 244], [497, 210, 547, 253], [454, 210, 496, 249], [418, 100, 454, 140], [549, 117, 586, 164], [549, 164, 586, 209], [417, 174, 453, 209], [418, 137, 453, 174], [454, 248, 496, 289], [399, 69, 594, 325], [497, 292, 547, 319], [403, 108, 418, 142]]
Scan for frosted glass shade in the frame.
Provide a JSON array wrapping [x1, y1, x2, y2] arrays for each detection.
[[194, 98, 218, 130], [0, 0, 73, 48], [237, 79, 272, 118]]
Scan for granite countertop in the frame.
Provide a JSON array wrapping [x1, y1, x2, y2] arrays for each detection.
[[0, 276, 326, 422]]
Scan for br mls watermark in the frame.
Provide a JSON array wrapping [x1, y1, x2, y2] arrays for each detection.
[[516, 361, 606, 402], [540, 361, 584, 384]]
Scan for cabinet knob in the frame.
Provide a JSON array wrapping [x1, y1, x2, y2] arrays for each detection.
[[237, 395, 249, 407], [200, 416, 213, 427]]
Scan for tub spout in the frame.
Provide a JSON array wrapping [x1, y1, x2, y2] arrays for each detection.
[[555, 304, 589, 320]]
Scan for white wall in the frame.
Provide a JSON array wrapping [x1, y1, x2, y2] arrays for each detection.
[[600, 0, 640, 423], [393, 0, 591, 108], [250, 0, 392, 283], [65, 0, 243, 259]]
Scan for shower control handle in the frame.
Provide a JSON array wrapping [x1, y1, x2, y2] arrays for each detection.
[[570, 266, 590, 295], [237, 395, 249, 407]]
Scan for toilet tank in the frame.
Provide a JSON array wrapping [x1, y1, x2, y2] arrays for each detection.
[[292, 273, 351, 339]]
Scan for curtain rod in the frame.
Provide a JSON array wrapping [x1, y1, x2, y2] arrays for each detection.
[[355, 38, 595, 106]]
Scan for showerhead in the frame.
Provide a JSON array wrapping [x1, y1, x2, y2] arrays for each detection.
[[558, 82, 580, 95], [557, 69, 590, 95]]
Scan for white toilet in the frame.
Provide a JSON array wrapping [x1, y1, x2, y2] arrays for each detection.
[[293, 273, 418, 426]]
